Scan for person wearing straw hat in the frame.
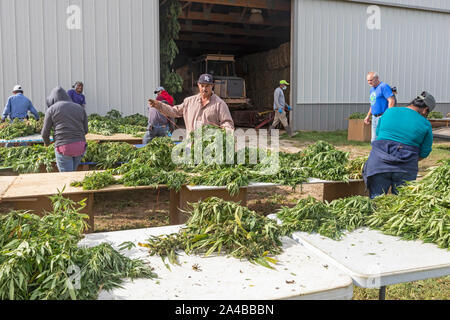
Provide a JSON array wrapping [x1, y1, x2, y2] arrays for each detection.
[[149, 74, 234, 138], [1, 85, 40, 122], [363, 91, 436, 199], [270, 80, 295, 137]]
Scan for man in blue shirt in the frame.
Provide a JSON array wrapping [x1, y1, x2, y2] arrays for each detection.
[[1, 85, 40, 122], [364, 72, 395, 142]]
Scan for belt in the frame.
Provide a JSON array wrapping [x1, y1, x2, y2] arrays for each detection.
[[149, 125, 168, 129], [373, 113, 384, 117]]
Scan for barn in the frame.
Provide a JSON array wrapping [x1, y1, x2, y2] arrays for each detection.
[[0, 0, 449, 131]]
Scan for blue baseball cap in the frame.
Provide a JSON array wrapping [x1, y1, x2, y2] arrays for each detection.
[[198, 74, 214, 85]]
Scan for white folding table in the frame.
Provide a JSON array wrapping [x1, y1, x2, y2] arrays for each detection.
[[290, 228, 450, 299], [79, 225, 354, 300]]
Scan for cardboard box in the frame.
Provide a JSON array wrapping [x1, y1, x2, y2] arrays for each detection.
[[348, 119, 371, 142]]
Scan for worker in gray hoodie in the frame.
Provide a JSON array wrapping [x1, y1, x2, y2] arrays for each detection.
[[41, 86, 88, 172]]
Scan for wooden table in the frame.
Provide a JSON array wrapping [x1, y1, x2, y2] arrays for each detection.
[[1, 133, 143, 147], [0, 172, 367, 233], [85, 133, 143, 145], [0, 172, 253, 233]]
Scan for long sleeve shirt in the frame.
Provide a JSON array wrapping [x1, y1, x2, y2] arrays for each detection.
[[41, 87, 88, 147], [2, 94, 40, 121], [376, 107, 433, 159], [273, 87, 287, 111], [155, 93, 235, 137]]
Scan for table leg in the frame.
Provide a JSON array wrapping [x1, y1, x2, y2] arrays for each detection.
[[379, 286, 386, 300], [169, 189, 181, 225], [322, 181, 368, 202]]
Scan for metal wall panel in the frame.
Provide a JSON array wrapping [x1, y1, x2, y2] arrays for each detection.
[[346, 0, 450, 12], [0, 0, 160, 116], [292, 0, 450, 131]]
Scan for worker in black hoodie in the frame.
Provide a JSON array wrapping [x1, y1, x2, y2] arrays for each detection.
[[41, 86, 88, 172]]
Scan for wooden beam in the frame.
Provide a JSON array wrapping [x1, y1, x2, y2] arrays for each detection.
[[179, 33, 277, 46], [179, 0, 291, 11], [180, 10, 290, 27], [180, 23, 286, 38], [177, 41, 243, 52]]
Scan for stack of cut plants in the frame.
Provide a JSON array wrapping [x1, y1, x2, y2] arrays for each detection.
[[139, 197, 283, 269], [0, 116, 44, 140], [0, 193, 156, 300], [0, 142, 140, 173], [276, 159, 450, 249], [71, 126, 366, 193], [88, 110, 147, 137]]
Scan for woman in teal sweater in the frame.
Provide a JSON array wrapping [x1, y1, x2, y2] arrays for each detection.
[[363, 92, 436, 199]]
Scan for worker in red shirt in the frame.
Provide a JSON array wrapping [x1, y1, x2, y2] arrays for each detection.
[[154, 86, 174, 106], [154, 86, 176, 133]]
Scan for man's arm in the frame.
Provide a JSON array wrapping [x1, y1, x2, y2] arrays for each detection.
[[419, 127, 433, 160], [149, 99, 184, 118], [41, 110, 54, 146], [364, 109, 372, 125], [2, 98, 12, 121], [218, 103, 235, 132], [83, 110, 89, 134], [387, 96, 395, 109], [28, 102, 40, 120], [274, 89, 284, 111]]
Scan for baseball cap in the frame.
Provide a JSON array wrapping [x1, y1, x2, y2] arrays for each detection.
[[198, 74, 214, 85], [154, 86, 165, 94], [418, 91, 436, 112], [280, 80, 290, 86], [13, 85, 23, 92]]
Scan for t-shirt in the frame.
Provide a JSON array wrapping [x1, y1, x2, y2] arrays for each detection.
[[67, 90, 86, 106], [376, 107, 433, 159], [370, 82, 393, 115]]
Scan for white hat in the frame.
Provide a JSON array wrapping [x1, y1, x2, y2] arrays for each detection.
[[13, 85, 23, 92]]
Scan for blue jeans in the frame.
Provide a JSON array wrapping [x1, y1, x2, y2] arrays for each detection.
[[371, 115, 381, 143], [55, 149, 85, 172], [367, 172, 418, 199], [143, 126, 169, 144]]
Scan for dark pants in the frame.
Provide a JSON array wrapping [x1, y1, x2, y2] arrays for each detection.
[[143, 126, 169, 144], [367, 172, 418, 199]]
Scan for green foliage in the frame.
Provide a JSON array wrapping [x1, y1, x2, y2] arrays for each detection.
[[141, 198, 282, 269], [160, 0, 183, 95], [0, 118, 40, 140], [276, 160, 450, 249], [0, 193, 156, 300], [83, 142, 138, 169], [349, 113, 367, 120], [71, 171, 117, 191], [428, 111, 444, 119], [88, 110, 147, 137], [0, 145, 55, 173]]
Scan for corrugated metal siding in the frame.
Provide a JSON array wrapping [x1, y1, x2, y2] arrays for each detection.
[[0, 0, 159, 116], [292, 0, 450, 131], [346, 0, 450, 12]]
